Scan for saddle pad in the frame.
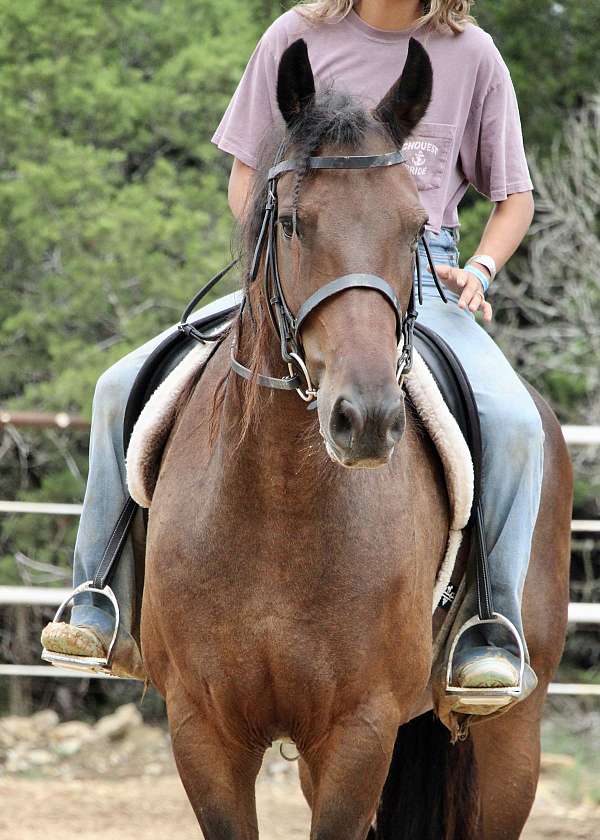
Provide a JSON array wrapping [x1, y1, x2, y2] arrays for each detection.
[[126, 344, 473, 614]]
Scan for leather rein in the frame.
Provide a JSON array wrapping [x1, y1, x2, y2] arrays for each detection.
[[180, 145, 448, 404]]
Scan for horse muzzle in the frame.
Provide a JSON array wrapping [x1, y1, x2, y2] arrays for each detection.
[[323, 390, 406, 468]]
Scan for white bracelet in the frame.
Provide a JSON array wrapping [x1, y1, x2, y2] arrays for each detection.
[[468, 254, 497, 281]]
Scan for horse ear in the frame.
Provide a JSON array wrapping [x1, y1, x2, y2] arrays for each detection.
[[277, 39, 316, 127], [374, 38, 433, 145]]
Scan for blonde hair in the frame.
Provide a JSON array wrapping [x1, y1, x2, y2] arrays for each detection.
[[297, 1, 476, 34]]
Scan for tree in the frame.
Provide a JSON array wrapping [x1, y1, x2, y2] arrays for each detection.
[[0, 0, 264, 578], [489, 93, 600, 512], [452, 1, 600, 255]]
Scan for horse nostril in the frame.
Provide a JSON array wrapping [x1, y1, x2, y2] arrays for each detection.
[[330, 397, 364, 449], [387, 400, 406, 443], [328, 393, 404, 459]]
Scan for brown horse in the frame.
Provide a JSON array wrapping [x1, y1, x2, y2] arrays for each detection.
[[141, 40, 572, 839]]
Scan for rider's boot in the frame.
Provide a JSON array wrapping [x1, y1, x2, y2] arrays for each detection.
[[452, 645, 523, 688], [447, 567, 539, 714], [41, 616, 145, 680], [42, 622, 105, 658], [41, 552, 145, 680], [41, 519, 146, 680], [40, 501, 146, 680]]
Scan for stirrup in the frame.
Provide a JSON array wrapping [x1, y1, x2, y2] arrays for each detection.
[[445, 613, 525, 709], [41, 581, 120, 676]]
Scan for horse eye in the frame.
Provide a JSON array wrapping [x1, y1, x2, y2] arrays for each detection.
[[279, 217, 295, 240]]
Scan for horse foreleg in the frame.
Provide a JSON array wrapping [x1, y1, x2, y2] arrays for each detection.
[[166, 688, 263, 840], [470, 694, 544, 839], [298, 756, 313, 807], [302, 704, 398, 840]]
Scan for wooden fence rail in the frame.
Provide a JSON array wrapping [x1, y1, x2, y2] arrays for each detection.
[[0, 587, 599, 691]]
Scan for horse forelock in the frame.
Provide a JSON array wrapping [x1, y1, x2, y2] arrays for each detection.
[[240, 87, 389, 274]]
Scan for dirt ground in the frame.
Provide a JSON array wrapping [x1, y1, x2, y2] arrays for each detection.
[[2, 705, 599, 839], [2, 765, 599, 839]]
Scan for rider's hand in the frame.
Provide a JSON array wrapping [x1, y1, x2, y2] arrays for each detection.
[[434, 264, 493, 323]]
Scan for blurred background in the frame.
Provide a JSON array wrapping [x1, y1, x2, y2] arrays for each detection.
[[0, 1, 599, 837]]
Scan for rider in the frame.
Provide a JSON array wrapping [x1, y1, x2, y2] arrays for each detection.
[[42, 0, 542, 703]]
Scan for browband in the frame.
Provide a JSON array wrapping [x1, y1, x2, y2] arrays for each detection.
[[268, 149, 406, 180]]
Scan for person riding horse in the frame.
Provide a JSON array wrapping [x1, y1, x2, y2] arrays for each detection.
[[43, 0, 543, 705]]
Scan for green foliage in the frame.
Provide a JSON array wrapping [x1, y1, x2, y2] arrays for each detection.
[[459, 1, 600, 290], [476, 0, 600, 155], [0, 0, 267, 408], [0, 0, 268, 579]]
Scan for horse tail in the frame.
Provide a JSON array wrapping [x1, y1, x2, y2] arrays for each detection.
[[376, 711, 480, 840]]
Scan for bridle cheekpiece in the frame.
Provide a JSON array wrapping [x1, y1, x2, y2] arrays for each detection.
[[229, 143, 448, 404]]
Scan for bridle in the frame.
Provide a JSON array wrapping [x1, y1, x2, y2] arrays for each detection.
[[222, 144, 447, 404]]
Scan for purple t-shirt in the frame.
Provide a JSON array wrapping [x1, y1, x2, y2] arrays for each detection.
[[212, 9, 533, 233]]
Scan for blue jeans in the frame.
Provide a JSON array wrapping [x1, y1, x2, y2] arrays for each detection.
[[71, 293, 242, 638], [72, 233, 543, 653], [416, 227, 544, 650]]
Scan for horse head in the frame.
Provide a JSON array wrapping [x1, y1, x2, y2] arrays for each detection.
[[242, 37, 433, 468]]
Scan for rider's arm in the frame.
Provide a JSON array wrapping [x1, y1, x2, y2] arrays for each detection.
[[228, 157, 256, 221], [471, 191, 534, 278], [212, 31, 278, 221], [435, 47, 533, 321], [435, 191, 533, 322]]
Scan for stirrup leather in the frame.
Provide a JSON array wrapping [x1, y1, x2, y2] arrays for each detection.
[[445, 613, 525, 709], [41, 581, 121, 676]]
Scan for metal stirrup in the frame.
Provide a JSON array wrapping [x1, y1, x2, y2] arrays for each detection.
[[41, 581, 121, 676], [445, 613, 526, 706]]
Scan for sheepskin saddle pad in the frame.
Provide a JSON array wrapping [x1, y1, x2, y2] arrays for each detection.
[[126, 343, 474, 615]]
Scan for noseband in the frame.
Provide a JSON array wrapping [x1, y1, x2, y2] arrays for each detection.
[[230, 145, 448, 403]]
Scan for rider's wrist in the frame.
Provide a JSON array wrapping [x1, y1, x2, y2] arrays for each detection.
[[467, 254, 497, 282], [463, 263, 490, 295]]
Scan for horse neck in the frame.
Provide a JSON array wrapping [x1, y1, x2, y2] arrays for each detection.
[[214, 311, 421, 515], [203, 314, 446, 606]]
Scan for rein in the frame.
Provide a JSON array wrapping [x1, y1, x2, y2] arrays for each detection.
[[180, 145, 448, 404]]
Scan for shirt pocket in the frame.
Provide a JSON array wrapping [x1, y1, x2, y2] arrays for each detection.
[[402, 123, 456, 191]]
